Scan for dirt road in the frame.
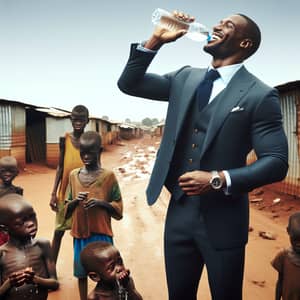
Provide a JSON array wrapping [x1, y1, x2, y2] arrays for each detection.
[[14, 135, 296, 300]]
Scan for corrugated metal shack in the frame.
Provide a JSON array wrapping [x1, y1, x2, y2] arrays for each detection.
[[274, 80, 300, 197], [247, 80, 300, 198], [0, 99, 52, 168], [119, 123, 143, 140], [153, 122, 165, 137], [89, 117, 120, 146], [0, 99, 27, 167]]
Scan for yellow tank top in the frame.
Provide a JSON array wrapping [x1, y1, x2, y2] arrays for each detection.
[[57, 133, 82, 203]]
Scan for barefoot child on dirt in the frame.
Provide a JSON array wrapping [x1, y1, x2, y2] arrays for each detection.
[[0, 156, 24, 246], [271, 211, 300, 300], [0, 194, 59, 300], [50, 105, 89, 264], [80, 241, 142, 300], [65, 131, 123, 300]]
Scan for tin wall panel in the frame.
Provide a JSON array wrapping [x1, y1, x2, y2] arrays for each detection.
[[0, 105, 12, 150]]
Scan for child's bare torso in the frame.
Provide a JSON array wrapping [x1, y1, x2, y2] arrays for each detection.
[[0, 239, 49, 300]]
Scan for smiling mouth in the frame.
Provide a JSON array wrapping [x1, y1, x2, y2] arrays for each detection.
[[209, 32, 223, 42]]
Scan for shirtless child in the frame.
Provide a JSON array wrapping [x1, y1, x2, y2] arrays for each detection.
[[0, 194, 59, 300], [80, 241, 142, 300]]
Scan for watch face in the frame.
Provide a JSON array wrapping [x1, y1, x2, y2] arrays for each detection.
[[211, 177, 222, 189]]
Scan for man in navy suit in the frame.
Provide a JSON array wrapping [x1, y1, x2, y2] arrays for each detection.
[[118, 12, 288, 300]]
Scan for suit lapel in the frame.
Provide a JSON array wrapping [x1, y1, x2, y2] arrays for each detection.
[[199, 66, 256, 160], [175, 68, 206, 140]]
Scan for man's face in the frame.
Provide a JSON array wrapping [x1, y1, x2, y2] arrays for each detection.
[[97, 247, 126, 283], [6, 205, 38, 240], [204, 15, 249, 59], [0, 165, 18, 185]]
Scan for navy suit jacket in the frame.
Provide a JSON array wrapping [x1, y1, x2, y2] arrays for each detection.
[[118, 43, 288, 249]]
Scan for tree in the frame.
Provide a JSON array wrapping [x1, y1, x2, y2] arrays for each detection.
[[151, 118, 159, 125], [102, 115, 109, 121], [125, 118, 131, 123], [142, 117, 152, 127]]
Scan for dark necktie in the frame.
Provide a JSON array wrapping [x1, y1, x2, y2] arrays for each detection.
[[196, 69, 220, 111]]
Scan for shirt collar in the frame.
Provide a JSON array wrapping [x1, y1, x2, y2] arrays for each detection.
[[209, 63, 243, 85]]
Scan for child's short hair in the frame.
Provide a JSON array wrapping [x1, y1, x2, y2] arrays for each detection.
[[0, 156, 18, 168], [71, 105, 89, 119], [80, 131, 102, 148], [0, 193, 26, 224], [288, 212, 300, 234], [80, 241, 112, 273]]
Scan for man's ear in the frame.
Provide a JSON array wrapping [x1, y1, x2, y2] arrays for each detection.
[[88, 271, 101, 282], [240, 38, 253, 49]]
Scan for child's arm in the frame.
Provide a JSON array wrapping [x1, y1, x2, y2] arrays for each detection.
[[25, 240, 59, 290], [275, 273, 283, 300], [50, 136, 65, 211]]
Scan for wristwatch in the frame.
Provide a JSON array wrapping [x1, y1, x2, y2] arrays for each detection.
[[209, 171, 223, 190]]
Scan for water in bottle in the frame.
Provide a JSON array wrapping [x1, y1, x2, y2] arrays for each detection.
[[152, 8, 211, 42]]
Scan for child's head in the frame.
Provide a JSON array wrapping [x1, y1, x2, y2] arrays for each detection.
[[0, 194, 37, 241], [79, 131, 103, 168], [80, 241, 125, 284], [70, 105, 89, 133], [287, 212, 300, 254], [0, 156, 19, 185]]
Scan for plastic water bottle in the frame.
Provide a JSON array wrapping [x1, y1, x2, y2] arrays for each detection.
[[152, 8, 211, 42]]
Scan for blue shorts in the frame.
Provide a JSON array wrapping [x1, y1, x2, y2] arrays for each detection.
[[73, 233, 113, 278]]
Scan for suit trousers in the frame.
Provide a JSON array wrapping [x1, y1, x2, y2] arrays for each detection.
[[164, 195, 245, 300]]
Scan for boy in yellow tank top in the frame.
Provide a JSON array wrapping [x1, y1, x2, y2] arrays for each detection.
[[49, 105, 89, 264]]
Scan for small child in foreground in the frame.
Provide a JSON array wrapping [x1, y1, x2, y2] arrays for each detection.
[[80, 241, 142, 300], [0, 194, 59, 300], [271, 211, 300, 300]]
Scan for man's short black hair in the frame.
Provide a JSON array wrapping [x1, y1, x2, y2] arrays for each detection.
[[238, 14, 261, 58]]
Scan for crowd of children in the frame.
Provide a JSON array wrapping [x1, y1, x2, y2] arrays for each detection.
[[0, 104, 299, 300], [0, 105, 141, 300]]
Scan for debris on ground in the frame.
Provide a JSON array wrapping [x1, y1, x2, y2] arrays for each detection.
[[250, 198, 263, 203], [272, 198, 281, 205], [259, 231, 277, 240], [251, 280, 266, 288]]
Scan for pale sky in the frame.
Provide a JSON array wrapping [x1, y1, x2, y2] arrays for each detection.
[[0, 0, 299, 122]]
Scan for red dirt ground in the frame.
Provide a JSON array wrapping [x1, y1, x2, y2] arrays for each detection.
[[13, 135, 300, 300]]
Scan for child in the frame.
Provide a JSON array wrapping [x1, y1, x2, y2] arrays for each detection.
[[0, 156, 23, 197], [49, 105, 89, 263], [80, 241, 142, 300], [0, 193, 59, 300], [271, 211, 300, 300], [65, 131, 123, 300], [0, 156, 23, 246]]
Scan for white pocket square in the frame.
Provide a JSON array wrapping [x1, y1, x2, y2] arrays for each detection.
[[230, 106, 244, 112]]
